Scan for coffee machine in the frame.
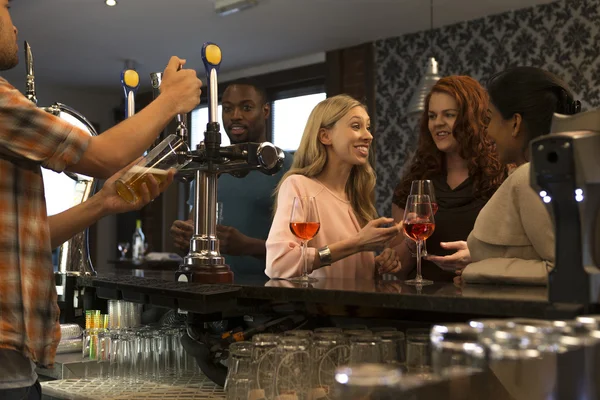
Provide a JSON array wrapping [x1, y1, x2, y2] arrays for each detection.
[[530, 108, 600, 305]]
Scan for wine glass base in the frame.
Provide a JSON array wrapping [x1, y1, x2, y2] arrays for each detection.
[[288, 275, 318, 283], [405, 279, 433, 286]]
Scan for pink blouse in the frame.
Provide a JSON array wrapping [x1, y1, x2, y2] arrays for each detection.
[[266, 175, 375, 279]]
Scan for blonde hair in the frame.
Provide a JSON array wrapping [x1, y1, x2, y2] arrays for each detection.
[[274, 94, 377, 226]]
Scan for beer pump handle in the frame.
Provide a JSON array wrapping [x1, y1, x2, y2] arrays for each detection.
[[175, 64, 189, 144], [121, 68, 139, 119], [24, 41, 37, 105], [201, 43, 222, 135]]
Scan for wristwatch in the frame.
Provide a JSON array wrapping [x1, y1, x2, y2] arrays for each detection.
[[317, 245, 332, 266]]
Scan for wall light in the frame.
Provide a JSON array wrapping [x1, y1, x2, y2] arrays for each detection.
[[106, 0, 117, 6]]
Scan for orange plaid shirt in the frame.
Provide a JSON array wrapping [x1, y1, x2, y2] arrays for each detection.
[[0, 77, 90, 367]]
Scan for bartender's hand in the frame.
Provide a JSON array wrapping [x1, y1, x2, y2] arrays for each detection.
[[425, 241, 471, 274], [356, 217, 401, 252], [375, 247, 402, 274], [97, 163, 174, 215], [170, 219, 194, 251], [160, 56, 203, 114], [217, 225, 249, 256]]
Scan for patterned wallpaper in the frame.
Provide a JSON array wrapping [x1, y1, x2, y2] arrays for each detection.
[[374, 0, 600, 215]]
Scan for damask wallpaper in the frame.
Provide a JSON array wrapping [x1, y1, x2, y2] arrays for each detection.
[[374, 0, 600, 215]]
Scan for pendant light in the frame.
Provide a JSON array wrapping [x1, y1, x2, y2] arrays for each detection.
[[406, 0, 441, 116]]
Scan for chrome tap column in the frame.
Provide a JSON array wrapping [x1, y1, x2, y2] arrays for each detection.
[[177, 43, 229, 283], [175, 42, 285, 284]]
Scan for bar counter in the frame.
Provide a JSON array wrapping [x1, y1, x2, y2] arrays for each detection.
[[77, 265, 590, 320]]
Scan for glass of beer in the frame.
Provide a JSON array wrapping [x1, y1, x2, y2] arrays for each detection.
[[116, 134, 191, 204]]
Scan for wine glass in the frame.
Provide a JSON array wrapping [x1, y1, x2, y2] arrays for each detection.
[[403, 195, 435, 286], [117, 242, 130, 260], [410, 180, 437, 256], [289, 196, 320, 283]]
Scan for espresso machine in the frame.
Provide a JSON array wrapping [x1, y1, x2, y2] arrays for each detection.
[[24, 42, 98, 323], [530, 108, 600, 305], [163, 42, 285, 284]]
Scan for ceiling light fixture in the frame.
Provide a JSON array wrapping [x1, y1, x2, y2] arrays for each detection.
[[406, 0, 441, 116], [105, 0, 117, 6], [215, 0, 258, 17]]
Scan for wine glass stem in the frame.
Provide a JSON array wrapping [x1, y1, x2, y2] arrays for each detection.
[[416, 240, 423, 281], [302, 241, 308, 277]]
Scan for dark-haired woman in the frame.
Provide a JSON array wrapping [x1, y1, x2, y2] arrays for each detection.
[[428, 66, 581, 285], [392, 76, 506, 282]]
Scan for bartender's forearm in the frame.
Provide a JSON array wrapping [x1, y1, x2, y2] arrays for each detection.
[[48, 195, 107, 248], [67, 95, 178, 179]]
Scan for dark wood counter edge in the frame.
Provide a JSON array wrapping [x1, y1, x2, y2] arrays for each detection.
[[77, 274, 587, 319], [234, 285, 585, 319]]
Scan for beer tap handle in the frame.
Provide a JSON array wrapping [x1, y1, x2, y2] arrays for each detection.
[[24, 41, 37, 105], [201, 43, 222, 125], [150, 72, 162, 96], [201, 43, 223, 152], [121, 68, 139, 119], [175, 64, 189, 144]]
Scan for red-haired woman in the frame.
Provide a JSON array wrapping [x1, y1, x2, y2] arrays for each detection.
[[392, 75, 506, 282]]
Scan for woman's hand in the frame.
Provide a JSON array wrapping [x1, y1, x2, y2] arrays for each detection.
[[375, 247, 402, 274], [425, 241, 471, 274], [356, 217, 401, 252], [96, 162, 174, 215]]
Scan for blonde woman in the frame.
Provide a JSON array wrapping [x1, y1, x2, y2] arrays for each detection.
[[266, 95, 401, 280]]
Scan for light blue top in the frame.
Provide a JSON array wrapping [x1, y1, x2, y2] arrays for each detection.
[[188, 152, 294, 277]]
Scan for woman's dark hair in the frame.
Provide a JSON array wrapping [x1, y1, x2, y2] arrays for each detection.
[[487, 66, 580, 143], [393, 76, 506, 207]]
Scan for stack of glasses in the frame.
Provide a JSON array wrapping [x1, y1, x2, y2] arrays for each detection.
[[333, 316, 600, 399], [82, 309, 109, 361], [93, 324, 200, 383], [81, 301, 200, 382], [224, 327, 407, 400]]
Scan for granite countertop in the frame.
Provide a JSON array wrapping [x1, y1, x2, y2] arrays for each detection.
[[77, 266, 587, 319]]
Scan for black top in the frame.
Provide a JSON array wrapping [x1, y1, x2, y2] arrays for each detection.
[[407, 175, 488, 282]]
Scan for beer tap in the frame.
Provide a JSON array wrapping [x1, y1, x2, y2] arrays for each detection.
[[175, 66, 189, 145], [150, 72, 162, 98], [121, 62, 139, 119], [24, 41, 37, 105], [175, 42, 285, 284]]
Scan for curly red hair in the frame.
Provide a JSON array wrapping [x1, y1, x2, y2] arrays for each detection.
[[393, 76, 506, 207]]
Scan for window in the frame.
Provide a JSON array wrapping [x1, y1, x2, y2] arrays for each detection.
[[190, 105, 230, 148], [272, 92, 326, 152]]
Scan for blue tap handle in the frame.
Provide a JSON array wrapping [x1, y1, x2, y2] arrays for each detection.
[[121, 69, 140, 119], [201, 43, 222, 124]]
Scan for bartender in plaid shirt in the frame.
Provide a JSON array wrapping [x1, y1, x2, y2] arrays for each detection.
[[0, 1, 203, 398]]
